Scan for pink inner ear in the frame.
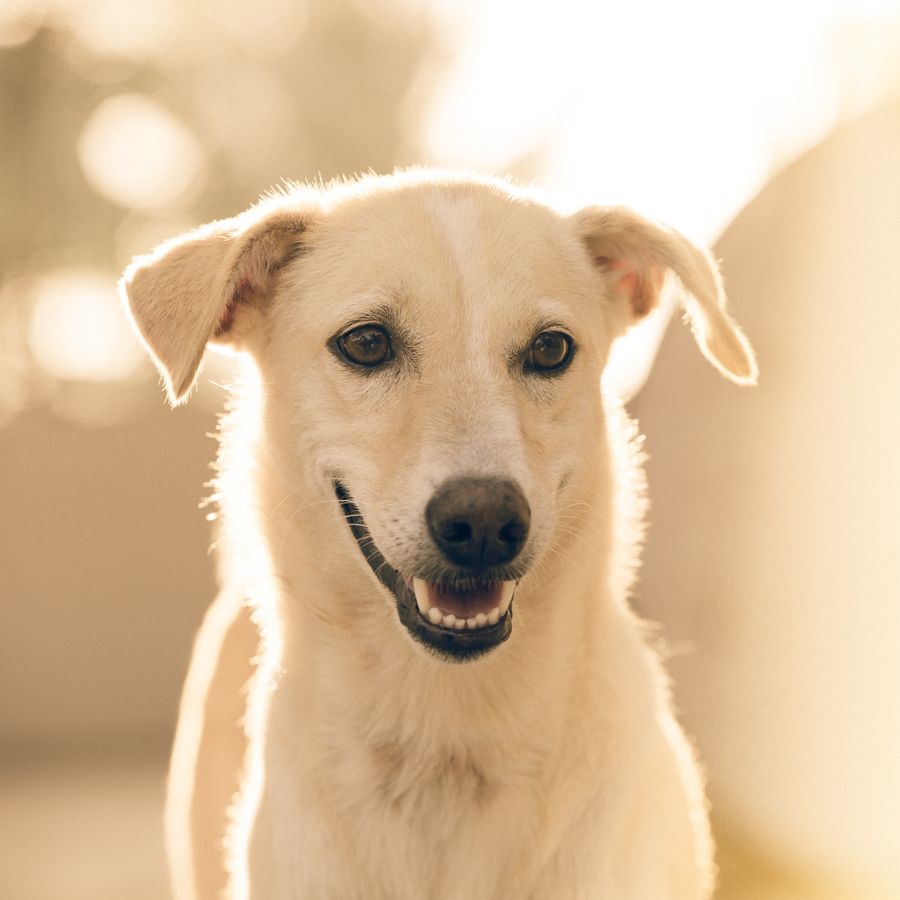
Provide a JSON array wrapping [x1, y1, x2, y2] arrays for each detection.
[[215, 274, 256, 336], [596, 256, 663, 318], [215, 291, 242, 336]]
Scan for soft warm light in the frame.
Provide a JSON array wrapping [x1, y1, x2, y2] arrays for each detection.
[[27, 270, 144, 382], [192, 61, 295, 166], [423, 0, 899, 239], [63, 0, 179, 60], [0, 0, 42, 48], [77, 93, 204, 211], [213, 0, 307, 58], [0, 281, 29, 426], [420, 0, 900, 401]]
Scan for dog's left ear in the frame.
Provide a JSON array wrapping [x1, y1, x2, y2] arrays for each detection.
[[572, 206, 757, 384], [119, 201, 311, 405]]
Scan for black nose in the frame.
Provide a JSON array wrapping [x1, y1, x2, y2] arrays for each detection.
[[426, 477, 530, 568]]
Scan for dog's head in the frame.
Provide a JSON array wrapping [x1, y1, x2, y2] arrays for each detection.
[[120, 172, 755, 662]]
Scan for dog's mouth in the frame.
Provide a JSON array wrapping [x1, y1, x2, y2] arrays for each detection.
[[333, 481, 515, 661]]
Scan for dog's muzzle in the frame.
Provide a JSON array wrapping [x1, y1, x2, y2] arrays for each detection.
[[334, 479, 530, 662]]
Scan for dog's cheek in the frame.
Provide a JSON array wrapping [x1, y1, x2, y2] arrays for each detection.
[[552, 377, 604, 485]]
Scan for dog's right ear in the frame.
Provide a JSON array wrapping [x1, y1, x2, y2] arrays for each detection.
[[119, 201, 312, 405]]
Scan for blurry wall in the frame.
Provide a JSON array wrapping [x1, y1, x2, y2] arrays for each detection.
[[0, 392, 217, 747], [632, 101, 900, 896]]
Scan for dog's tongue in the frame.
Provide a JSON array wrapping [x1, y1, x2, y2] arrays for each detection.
[[427, 582, 503, 618]]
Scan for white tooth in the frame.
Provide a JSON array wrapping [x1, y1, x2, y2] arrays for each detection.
[[466, 617, 478, 629], [499, 581, 516, 615], [412, 578, 431, 615], [454, 618, 466, 630], [442, 613, 456, 629], [475, 612, 488, 628], [487, 607, 500, 626], [427, 607, 443, 625]]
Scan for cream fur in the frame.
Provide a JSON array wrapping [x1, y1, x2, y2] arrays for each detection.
[[119, 170, 755, 899]]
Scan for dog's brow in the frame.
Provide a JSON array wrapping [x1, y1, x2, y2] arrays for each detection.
[[332, 293, 399, 326], [529, 297, 572, 323], [508, 298, 575, 342]]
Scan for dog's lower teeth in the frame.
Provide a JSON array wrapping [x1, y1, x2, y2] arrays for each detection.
[[413, 580, 514, 630], [421, 603, 505, 630]]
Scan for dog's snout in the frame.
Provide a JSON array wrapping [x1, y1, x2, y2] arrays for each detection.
[[426, 477, 530, 568]]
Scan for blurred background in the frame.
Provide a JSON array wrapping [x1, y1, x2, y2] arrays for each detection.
[[1, 1, 899, 897]]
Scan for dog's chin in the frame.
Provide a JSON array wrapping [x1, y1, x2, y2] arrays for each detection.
[[333, 481, 516, 663]]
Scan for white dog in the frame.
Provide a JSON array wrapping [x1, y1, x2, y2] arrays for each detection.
[[120, 170, 756, 900]]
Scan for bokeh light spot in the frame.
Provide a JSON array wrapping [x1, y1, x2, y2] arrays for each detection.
[[64, 0, 180, 60], [28, 270, 144, 383], [77, 93, 205, 211]]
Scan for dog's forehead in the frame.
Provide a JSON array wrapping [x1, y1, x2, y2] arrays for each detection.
[[304, 182, 593, 331]]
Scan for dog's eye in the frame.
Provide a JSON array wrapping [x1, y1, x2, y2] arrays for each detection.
[[336, 324, 393, 368], [526, 331, 574, 374]]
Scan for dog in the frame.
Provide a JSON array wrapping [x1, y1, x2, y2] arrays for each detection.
[[120, 169, 756, 900]]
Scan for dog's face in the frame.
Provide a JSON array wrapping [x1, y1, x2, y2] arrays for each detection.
[[261, 187, 608, 657], [120, 172, 756, 662]]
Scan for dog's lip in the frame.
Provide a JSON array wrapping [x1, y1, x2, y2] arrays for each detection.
[[333, 480, 514, 660]]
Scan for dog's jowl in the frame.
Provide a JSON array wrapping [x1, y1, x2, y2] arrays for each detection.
[[121, 170, 756, 900]]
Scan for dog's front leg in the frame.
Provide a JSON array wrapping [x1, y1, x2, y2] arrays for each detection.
[[238, 695, 378, 900], [240, 725, 331, 900], [605, 724, 715, 900], [166, 587, 258, 900]]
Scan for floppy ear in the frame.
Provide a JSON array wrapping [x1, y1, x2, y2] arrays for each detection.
[[572, 206, 757, 385], [119, 200, 311, 405]]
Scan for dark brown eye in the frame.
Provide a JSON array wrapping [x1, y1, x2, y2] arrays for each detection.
[[335, 324, 393, 368], [526, 331, 574, 374]]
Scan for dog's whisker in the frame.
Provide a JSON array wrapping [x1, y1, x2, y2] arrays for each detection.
[[275, 494, 353, 555], [268, 488, 305, 518]]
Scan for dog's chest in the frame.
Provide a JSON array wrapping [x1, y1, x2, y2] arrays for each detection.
[[367, 738, 498, 810], [294, 736, 548, 898]]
